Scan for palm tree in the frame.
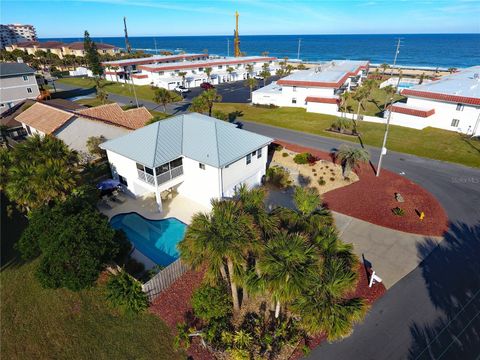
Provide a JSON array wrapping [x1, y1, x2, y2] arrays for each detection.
[[178, 199, 257, 311], [0, 147, 11, 190], [261, 51, 269, 57], [244, 77, 258, 101], [257, 230, 317, 318], [245, 64, 254, 78], [380, 63, 389, 76], [204, 67, 213, 83], [339, 91, 352, 117], [178, 71, 187, 87], [153, 88, 182, 113], [110, 66, 120, 82], [335, 145, 370, 177], [285, 64, 294, 75], [353, 79, 376, 124], [260, 63, 271, 87], [190, 89, 222, 117], [331, 117, 353, 134], [226, 66, 235, 81]]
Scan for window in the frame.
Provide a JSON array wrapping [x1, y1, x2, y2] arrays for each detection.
[[155, 163, 169, 174], [292, 98, 297, 104], [145, 166, 154, 175], [23, 75, 28, 81], [26, 87, 32, 93], [118, 175, 128, 186], [251, 150, 256, 157], [456, 103, 464, 111], [451, 119, 460, 127], [199, 163, 205, 170], [246, 154, 251, 165], [257, 148, 262, 158], [293, 86, 296, 92], [25, 125, 32, 135], [170, 158, 183, 168]]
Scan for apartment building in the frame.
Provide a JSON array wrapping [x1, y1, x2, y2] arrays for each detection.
[[0, 24, 37, 49]]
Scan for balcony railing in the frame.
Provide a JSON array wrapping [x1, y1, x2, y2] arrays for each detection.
[[137, 169, 155, 185], [156, 165, 183, 185]]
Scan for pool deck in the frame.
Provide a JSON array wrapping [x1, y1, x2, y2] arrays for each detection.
[[98, 192, 210, 225]]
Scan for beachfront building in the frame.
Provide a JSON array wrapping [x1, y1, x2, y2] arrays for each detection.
[[252, 60, 369, 115], [103, 55, 278, 89], [0, 63, 40, 114], [15, 101, 152, 155], [5, 40, 119, 59], [386, 66, 480, 136], [0, 24, 37, 49], [100, 113, 272, 210]]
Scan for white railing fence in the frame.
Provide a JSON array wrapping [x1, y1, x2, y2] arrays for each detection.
[[142, 259, 189, 301]]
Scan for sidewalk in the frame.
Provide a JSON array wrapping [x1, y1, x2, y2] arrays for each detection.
[[333, 211, 443, 288]]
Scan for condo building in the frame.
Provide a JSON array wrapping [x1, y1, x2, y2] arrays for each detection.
[[0, 24, 37, 49], [5, 41, 119, 58]]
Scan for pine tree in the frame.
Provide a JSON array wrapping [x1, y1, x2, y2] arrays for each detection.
[[84, 31, 103, 77]]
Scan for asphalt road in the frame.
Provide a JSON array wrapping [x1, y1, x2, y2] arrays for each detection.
[[241, 121, 480, 360]]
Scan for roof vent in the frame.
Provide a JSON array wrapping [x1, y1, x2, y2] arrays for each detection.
[[473, 73, 479, 80]]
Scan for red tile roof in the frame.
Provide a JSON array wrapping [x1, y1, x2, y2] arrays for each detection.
[[401, 89, 480, 106], [75, 103, 152, 130], [15, 102, 74, 134], [389, 104, 435, 118], [138, 57, 277, 72], [38, 41, 65, 49], [305, 96, 339, 104], [68, 41, 117, 50]]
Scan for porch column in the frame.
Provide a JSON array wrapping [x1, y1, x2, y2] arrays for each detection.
[[155, 188, 163, 213]]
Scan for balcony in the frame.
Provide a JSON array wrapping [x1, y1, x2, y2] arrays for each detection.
[[137, 169, 155, 185], [156, 165, 183, 185]]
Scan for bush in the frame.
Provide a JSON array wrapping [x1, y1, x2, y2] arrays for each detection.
[[318, 179, 326, 186], [266, 166, 291, 189], [192, 283, 232, 321], [274, 144, 284, 152], [125, 258, 145, 277], [294, 152, 317, 165], [212, 110, 228, 121], [392, 207, 405, 216], [329, 177, 335, 181], [106, 271, 148, 314], [282, 152, 289, 157], [253, 103, 278, 109]]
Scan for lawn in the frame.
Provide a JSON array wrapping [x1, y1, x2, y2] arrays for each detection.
[[214, 103, 480, 168], [58, 77, 157, 102], [0, 195, 182, 360]]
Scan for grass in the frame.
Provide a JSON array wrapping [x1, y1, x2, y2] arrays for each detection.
[[58, 77, 157, 102], [214, 103, 480, 168], [0, 195, 182, 360]]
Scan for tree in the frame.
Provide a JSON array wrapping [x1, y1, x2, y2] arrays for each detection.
[[353, 79, 376, 124], [96, 87, 109, 104], [84, 30, 104, 77], [244, 77, 258, 101], [4, 135, 78, 212], [16, 188, 123, 290], [204, 67, 213, 82], [178, 71, 187, 87], [226, 66, 235, 81], [380, 63, 389, 76], [0, 147, 11, 190], [260, 63, 271, 87], [178, 199, 258, 311], [245, 64, 254, 78], [335, 145, 370, 177], [339, 91, 352, 117], [331, 117, 353, 133], [261, 51, 269, 57], [191, 283, 232, 321], [86, 135, 107, 158], [285, 64, 294, 75], [189, 89, 222, 117], [106, 270, 149, 314], [153, 87, 182, 113], [110, 65, 120, 82]]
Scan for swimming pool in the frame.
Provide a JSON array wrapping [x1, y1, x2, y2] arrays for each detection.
[[110, 213, 187, 267]]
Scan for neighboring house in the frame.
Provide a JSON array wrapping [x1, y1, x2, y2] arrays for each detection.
[[0, 24, 37, 49], [5, 40, 119, 59], [0, 63, 40, 114], [103, 55, 278, 89], [252, 60, 369, 115], [100, 113, 273, 210], [15, 102, 152, 155], [386, 66, 480, 136]]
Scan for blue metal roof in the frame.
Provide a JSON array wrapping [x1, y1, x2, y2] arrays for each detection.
[[100, 113, 273, 168]]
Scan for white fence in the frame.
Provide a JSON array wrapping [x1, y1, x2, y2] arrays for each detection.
[[142, 259, 189, 301]]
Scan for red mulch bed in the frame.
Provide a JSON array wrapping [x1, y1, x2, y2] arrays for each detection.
[[275, 140, 449, 236]]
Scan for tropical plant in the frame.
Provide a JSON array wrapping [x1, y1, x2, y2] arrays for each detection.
[[297, 63, 306, 70], [244, 77, 258, 101], [192, 283, 232, 321], [110, 65, 120, 82], [339, 91, 352, 117], [293, 152, 313, 165], [178, 71, 187, 87], [0, 147, 11, 190], [330, 117, 354, 133], [212, 109, 228, 121], [4, 134, 79, 212], [380, 63, 390, 75], [353, 79, 376, 123], [226, 66, 235, 81], [204, 67, 213, 82], [260, 63, 271, 86], [86, 135, 107, 158], [189, 88, 222, 117], [335, 145, 370, 177], [265, 165, 290, 189], [392, 207, 405, 216], [106, 270, 148, 314], [245, 64, 254, 77], [96, 86, 109, 104], [153, 87, 182, 112]]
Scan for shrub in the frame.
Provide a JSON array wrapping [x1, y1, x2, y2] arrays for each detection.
[[318, 179, 326, 186], [106, 270, 148, 314], [192, 283, 232, 322], [329, 177, 335, 181], [293, 152, 311, 164], [274, 144, 284, 151], [212, 109, 228, 121], [392, 207, 405, 216], [282, 152, 289, 157], [266, 166, 290, 189]]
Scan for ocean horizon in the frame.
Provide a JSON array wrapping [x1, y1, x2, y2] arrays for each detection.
[[41, 33, 480, 69]]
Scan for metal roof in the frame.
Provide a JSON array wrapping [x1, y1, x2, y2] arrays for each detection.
[[0, 62, 35, 77], [100, 113, 273, 168]]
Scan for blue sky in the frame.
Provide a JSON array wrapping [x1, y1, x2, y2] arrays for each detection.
[[1, 0, 479, 38]]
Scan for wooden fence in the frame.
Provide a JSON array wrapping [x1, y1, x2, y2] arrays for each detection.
[[142, 259, 189, 301]]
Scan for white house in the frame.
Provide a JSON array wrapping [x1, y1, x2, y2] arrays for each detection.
[[103, 54, 278, 89], [252, 60, 369, 115], [385, 66, 480, 136], [100, 113, 273, 210]]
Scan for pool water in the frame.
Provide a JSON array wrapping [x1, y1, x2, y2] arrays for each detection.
[[110, 213, 187, 267], [398, 82, 415, 89]]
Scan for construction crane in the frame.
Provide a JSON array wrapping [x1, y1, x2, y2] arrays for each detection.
[[233, 11, 241, 57], [124, 16, 132, 53]]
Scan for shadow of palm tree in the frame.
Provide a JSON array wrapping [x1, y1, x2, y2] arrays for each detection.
[[408, 222, 480, 359]]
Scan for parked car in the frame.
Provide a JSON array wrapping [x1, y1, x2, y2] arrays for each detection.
[[174, 85, 189, 93], [200, 82, 215, 90], [254, 75, 264, 80]]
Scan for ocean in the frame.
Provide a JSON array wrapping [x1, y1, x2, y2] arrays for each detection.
[[41, 33, 480, 69]]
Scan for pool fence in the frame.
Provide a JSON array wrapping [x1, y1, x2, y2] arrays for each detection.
[[142, 259, 189, 301]]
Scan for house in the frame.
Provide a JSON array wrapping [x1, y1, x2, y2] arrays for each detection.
[[100, 113, 273, 210], [385, 66, 480, 136], [0, 63, 40, 114], [252, 60, 369, 115], [103, 55, 278, 89], [15, 102, 152, 155]]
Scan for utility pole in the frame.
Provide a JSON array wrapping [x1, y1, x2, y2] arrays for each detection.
[[124, 16, 132, 54], [233, 11, 241, 57], [376, 38, 402, 177], [127, 65, 139, 108]]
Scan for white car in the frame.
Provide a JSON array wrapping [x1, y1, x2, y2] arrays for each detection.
[[174, 86, 189, 93], [254, 75, 264, 80]]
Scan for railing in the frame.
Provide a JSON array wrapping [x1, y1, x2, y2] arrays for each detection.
[[142, 259, 189, 301], [156, 165, 183, 185], [137, 169, 155, 185]]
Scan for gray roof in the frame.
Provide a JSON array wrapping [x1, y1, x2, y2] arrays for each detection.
[[0, 62, 35, 77], [100, 113, 273, 168]]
